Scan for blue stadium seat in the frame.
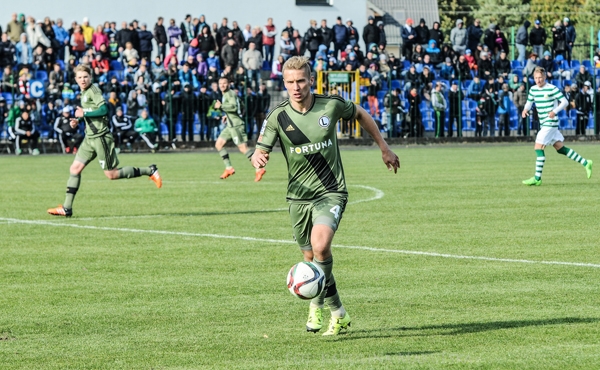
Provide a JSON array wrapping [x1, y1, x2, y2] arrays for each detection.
[[1, 92, 13, 105], [175, 123, 182, 135], [391, 80, 403, 90], [110, 60, 123, 71], [587, 113, 595, 129], [511, 60, 523, 69], [570, 60, 581, 70], [261, 60, 271, 71], [403, 60, 411, 70], [35, 70, 47, 81], [107, 71, 123, 81], [160, 122, 169, 136], [582, 60, 592, 70]]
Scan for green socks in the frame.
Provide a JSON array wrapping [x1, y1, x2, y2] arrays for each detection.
[[63, 173, 81, 209], [312, 256, 343, 312], [244, 148, 255, 160], [219, 149, 232, 168], [534, 149, 545, 181], [117, 166, 152, 179], [557, 146, 588, 166]]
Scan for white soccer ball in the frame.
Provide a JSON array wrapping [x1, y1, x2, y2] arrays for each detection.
[[287, 262, 326, 300]]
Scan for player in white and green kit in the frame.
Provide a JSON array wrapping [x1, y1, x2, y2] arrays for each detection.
[[252, 56, 400, 335], [47, 65, 162, 217], [522, 67, 593, 186]]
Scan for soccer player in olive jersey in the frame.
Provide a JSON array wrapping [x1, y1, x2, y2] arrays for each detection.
[[47, 65, 162, 217], [251, 56, 400, 335], [215, 77, 266, 182], [521, 67, 592, 186]]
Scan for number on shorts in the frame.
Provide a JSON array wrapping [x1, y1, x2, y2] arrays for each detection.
[[99, 160, 106, 169], [329, 205, 341, 220]]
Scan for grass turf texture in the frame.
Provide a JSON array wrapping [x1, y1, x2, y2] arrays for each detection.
[[1, 144, 600, 369]]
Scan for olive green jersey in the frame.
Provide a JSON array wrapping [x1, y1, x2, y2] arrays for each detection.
[[256, 94, 356, 202], [221, 89, 244, 127], [81, 84, 110, 138]]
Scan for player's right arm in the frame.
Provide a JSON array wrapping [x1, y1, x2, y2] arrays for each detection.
[[252, 111, 279, 169], [522, 88, 534, 118]]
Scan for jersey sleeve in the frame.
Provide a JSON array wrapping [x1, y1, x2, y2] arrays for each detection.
[[339, 99, 356, 121], [527, 88, 534, 102], [256, 112, 279, 153]]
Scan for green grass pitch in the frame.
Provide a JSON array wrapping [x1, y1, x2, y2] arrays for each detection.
[[1, 143, 600, 369]]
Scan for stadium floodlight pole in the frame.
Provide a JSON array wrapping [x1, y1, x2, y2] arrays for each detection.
[[511, 27, 515, 62], [387, 70, 395, 138], [168, 73, 173, 142], [593, 26, 598, 135], [458, 73, 462, 137], [244, 73, 249, 140]]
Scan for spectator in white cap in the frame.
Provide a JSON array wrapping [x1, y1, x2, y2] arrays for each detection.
[[81, 17, 93, 46]]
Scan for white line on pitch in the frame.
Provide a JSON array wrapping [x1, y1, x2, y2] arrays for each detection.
[[2, 217, 600, 269], [74, 185, 384, 220]]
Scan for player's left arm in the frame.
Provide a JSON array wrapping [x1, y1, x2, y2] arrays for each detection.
[[549, 88, 568, 118], [354, 104, 400, 173]]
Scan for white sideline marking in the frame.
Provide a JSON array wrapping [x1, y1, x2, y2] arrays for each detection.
[[2, 217, 600, 269], [75, 184, 385, 220]]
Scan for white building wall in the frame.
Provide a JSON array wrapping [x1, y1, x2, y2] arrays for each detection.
[[4, 0, 369, 53]]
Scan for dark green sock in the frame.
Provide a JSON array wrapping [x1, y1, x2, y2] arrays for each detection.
[[219, 149, 232, 168], [312, 256, 343, 311], [557, 146, 588, 166], [63, 173, 80, 209], [117, 166, 151, 179]]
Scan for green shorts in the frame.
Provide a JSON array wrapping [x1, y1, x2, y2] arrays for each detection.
[[288, 193, 348, 251], [75, 134, 119, 171], [218, 125, 247, 146]]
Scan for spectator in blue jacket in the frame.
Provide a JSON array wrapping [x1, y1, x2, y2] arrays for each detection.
[[466, 19, 483, 56], [563, 17, 576, 64], [15, 33, 33, 70], [53, 18, 69, 61], [332, 17, 348, 58], [467, 75, 483, 99], [178, 62, 199, 89]]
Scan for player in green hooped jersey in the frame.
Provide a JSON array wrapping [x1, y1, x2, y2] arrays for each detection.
[[521, 67, 592, 186], [214, 77, 266, 182], [252, 56, 400, 335], [47, 65, 162, 217]]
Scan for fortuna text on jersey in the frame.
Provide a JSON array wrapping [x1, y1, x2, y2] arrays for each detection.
[[290, 139, 333, 154]]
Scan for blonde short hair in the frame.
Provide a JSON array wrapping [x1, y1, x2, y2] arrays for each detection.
[[533, 66, 546, 76], [74, 64, 92, 76], [282, 56, 311, 77]]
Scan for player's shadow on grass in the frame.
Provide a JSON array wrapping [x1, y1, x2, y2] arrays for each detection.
[[336, 317, 599, 341]]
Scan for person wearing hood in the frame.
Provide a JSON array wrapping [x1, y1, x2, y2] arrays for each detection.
[[450, 19, 467, 56], [426, 39, 443, 66], [315, 44, 328, 62], [26, 18, 51, 50], [363, 16, 380, 48], [414, 18, 429, 47], [377, 21, 387, 49], [466, 19, 483, 54], [401, 18, 417, 60], [564, 18, 576, 64], [429, 22, 444, 47], [516, 20, 531, 63], [483, 23, 496, 56]]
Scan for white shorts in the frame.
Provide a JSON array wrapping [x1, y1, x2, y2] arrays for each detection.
[[535, 126, 564, 146]]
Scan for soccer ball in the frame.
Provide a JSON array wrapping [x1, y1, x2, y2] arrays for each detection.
[[287, 262, 326, 300]]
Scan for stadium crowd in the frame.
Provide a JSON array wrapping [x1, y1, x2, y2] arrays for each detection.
[[1, 12, 600, 154]]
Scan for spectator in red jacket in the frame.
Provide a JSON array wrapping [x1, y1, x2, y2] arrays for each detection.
[[262, 18, 276, 66]]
